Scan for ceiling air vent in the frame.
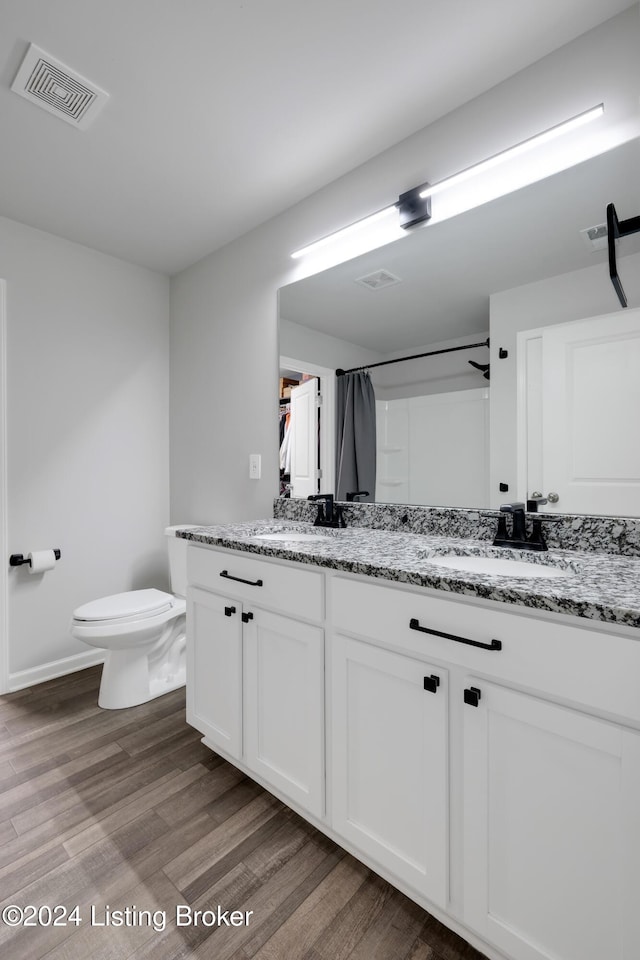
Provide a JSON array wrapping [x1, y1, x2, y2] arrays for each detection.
[[580, 223, 609, 252], [11, 43, 109, 129], [355, 269, 402, 291]]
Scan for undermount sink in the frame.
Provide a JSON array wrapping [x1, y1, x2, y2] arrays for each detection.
[[424, 553, 574, 579], [252, 531, 331, 543]]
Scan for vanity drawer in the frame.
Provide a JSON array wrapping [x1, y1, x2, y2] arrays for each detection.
[[188, 544, 324, 622], [331, 575, 640, 724]]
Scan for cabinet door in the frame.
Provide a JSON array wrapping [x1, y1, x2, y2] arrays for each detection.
[[186, 587, 242, 759], [243, 608, 324, 817], [332, 634, 448, 908], [463, 680, 640, 960]]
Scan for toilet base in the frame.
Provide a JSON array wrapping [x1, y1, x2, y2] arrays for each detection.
[[97, 617, 186, 709]]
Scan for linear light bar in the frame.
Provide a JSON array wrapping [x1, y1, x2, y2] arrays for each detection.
[[290, 104, 604, 263], [419, 104, 604, 200], [291, 205, 398, 259]]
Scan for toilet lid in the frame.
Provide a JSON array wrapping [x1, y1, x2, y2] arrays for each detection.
[[73, 588, 174, 622]]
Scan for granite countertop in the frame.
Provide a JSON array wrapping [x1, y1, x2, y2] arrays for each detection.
[[178, 520, 640, 631]]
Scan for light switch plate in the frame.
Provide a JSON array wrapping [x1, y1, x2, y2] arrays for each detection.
[[249, 454, 261, 480]]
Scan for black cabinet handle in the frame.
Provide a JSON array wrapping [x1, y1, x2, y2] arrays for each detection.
[[409, 618, 502, 651], [220, 570, 263, 587], [241, 611, 254, 623], [464, 687, 482, 707], [423, 675, 440, 694], [224, 605, 236, 617]]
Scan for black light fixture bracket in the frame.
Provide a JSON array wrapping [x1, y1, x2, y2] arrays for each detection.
[[607, 202, 640, 308], [397, 185, 432, 229]]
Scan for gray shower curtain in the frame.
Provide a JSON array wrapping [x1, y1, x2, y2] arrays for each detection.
[[336, 371, 376, 501]]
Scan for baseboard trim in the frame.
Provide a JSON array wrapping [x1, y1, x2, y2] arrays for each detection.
[[9, 649, 105, 692]]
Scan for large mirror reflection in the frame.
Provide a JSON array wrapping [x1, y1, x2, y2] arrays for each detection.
[[278, 139, 640, 516]]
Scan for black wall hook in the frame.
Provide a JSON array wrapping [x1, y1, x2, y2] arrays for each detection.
[[468, 360, 490, 380]]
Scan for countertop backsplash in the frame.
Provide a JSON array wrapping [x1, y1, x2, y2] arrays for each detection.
[[273, 498, 640, 557]]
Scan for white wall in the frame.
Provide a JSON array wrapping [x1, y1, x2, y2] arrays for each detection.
[[279, 317, 382, 372], [1, 216, 170, 688], [169, 9, 640, 524], [489, 249, 640, 506]]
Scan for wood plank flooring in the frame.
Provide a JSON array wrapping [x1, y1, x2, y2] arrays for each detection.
[[0, 667, 486, 960]]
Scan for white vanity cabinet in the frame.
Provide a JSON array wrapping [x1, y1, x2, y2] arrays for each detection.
[[185, 537, 640, 960], [188, 585, 243, 758], [463, 679, 640, 960], [330, 573, 640, 960], [331, 632, 449, 908], [186, 545, 325, 818]]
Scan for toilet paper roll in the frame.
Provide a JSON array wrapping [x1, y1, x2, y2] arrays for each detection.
[[27, 550, 57, 575]]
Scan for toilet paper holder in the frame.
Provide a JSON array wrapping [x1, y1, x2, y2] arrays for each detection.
[[9, 549, 61, 567]]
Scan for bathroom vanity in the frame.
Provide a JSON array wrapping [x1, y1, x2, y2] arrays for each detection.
[[181, 518, 640, 960]]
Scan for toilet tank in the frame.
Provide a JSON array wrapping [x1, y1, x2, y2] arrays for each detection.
[[165, 525, 201, 598]]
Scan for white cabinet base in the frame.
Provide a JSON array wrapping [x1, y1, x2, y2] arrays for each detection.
[[463, 680, 640, 960], [244, 608, 324, 818], [332, 634, 449, 909]]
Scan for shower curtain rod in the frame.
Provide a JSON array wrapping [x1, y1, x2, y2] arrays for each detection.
[[335, 338, 490, 377]]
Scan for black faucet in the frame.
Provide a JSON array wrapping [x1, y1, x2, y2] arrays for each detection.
[[308, 494, 346, 528], [494, 502, 527, 548], [493, 501, 552, 551]]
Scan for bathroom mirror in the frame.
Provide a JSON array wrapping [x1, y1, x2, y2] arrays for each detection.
[[278, 138, 640, 516]]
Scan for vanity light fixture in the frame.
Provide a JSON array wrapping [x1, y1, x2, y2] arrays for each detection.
[[291, 103, 604, 262], [290, 205, 399, 260], [418, 104, 604, 201]]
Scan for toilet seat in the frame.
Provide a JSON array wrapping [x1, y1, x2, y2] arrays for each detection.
[[73, 588, 175, 627]]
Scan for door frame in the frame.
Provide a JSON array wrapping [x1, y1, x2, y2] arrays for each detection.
[[0, 281, 8, 694], [516, 325, 544, 505], [280, 356, 336, 497]]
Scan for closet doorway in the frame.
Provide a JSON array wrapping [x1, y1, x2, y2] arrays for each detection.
[[279, 357, 335, 501]]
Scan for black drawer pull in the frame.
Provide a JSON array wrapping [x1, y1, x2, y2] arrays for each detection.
[[220, 570, 263, 587], [409, 618, 502, 651], [423, 674, 440, 694], [241, 611, 254, 623], [224, 605, 236, 617], [464, 686, 482, 707]]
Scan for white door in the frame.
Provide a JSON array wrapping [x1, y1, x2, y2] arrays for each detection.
[[542, 307, 640, 514], [463, 679, 640, 960], [243, 608, 324, 817], [289, 377, 319, 498], [186, 587, 242, 759], [332, 634, 449, 908]]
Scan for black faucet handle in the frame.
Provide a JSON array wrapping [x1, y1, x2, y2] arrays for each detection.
[[307, 493, 335, 525], [526, 496, 548, 512], [528, 517, 548, 551], [334, 504, 347, 528], [499, 502, 527, 543]]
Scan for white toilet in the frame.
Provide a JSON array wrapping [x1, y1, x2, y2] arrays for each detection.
[[70, 526, 197, 709]]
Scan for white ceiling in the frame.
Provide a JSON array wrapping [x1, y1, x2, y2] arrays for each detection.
[[0, 0, 635, 275]]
